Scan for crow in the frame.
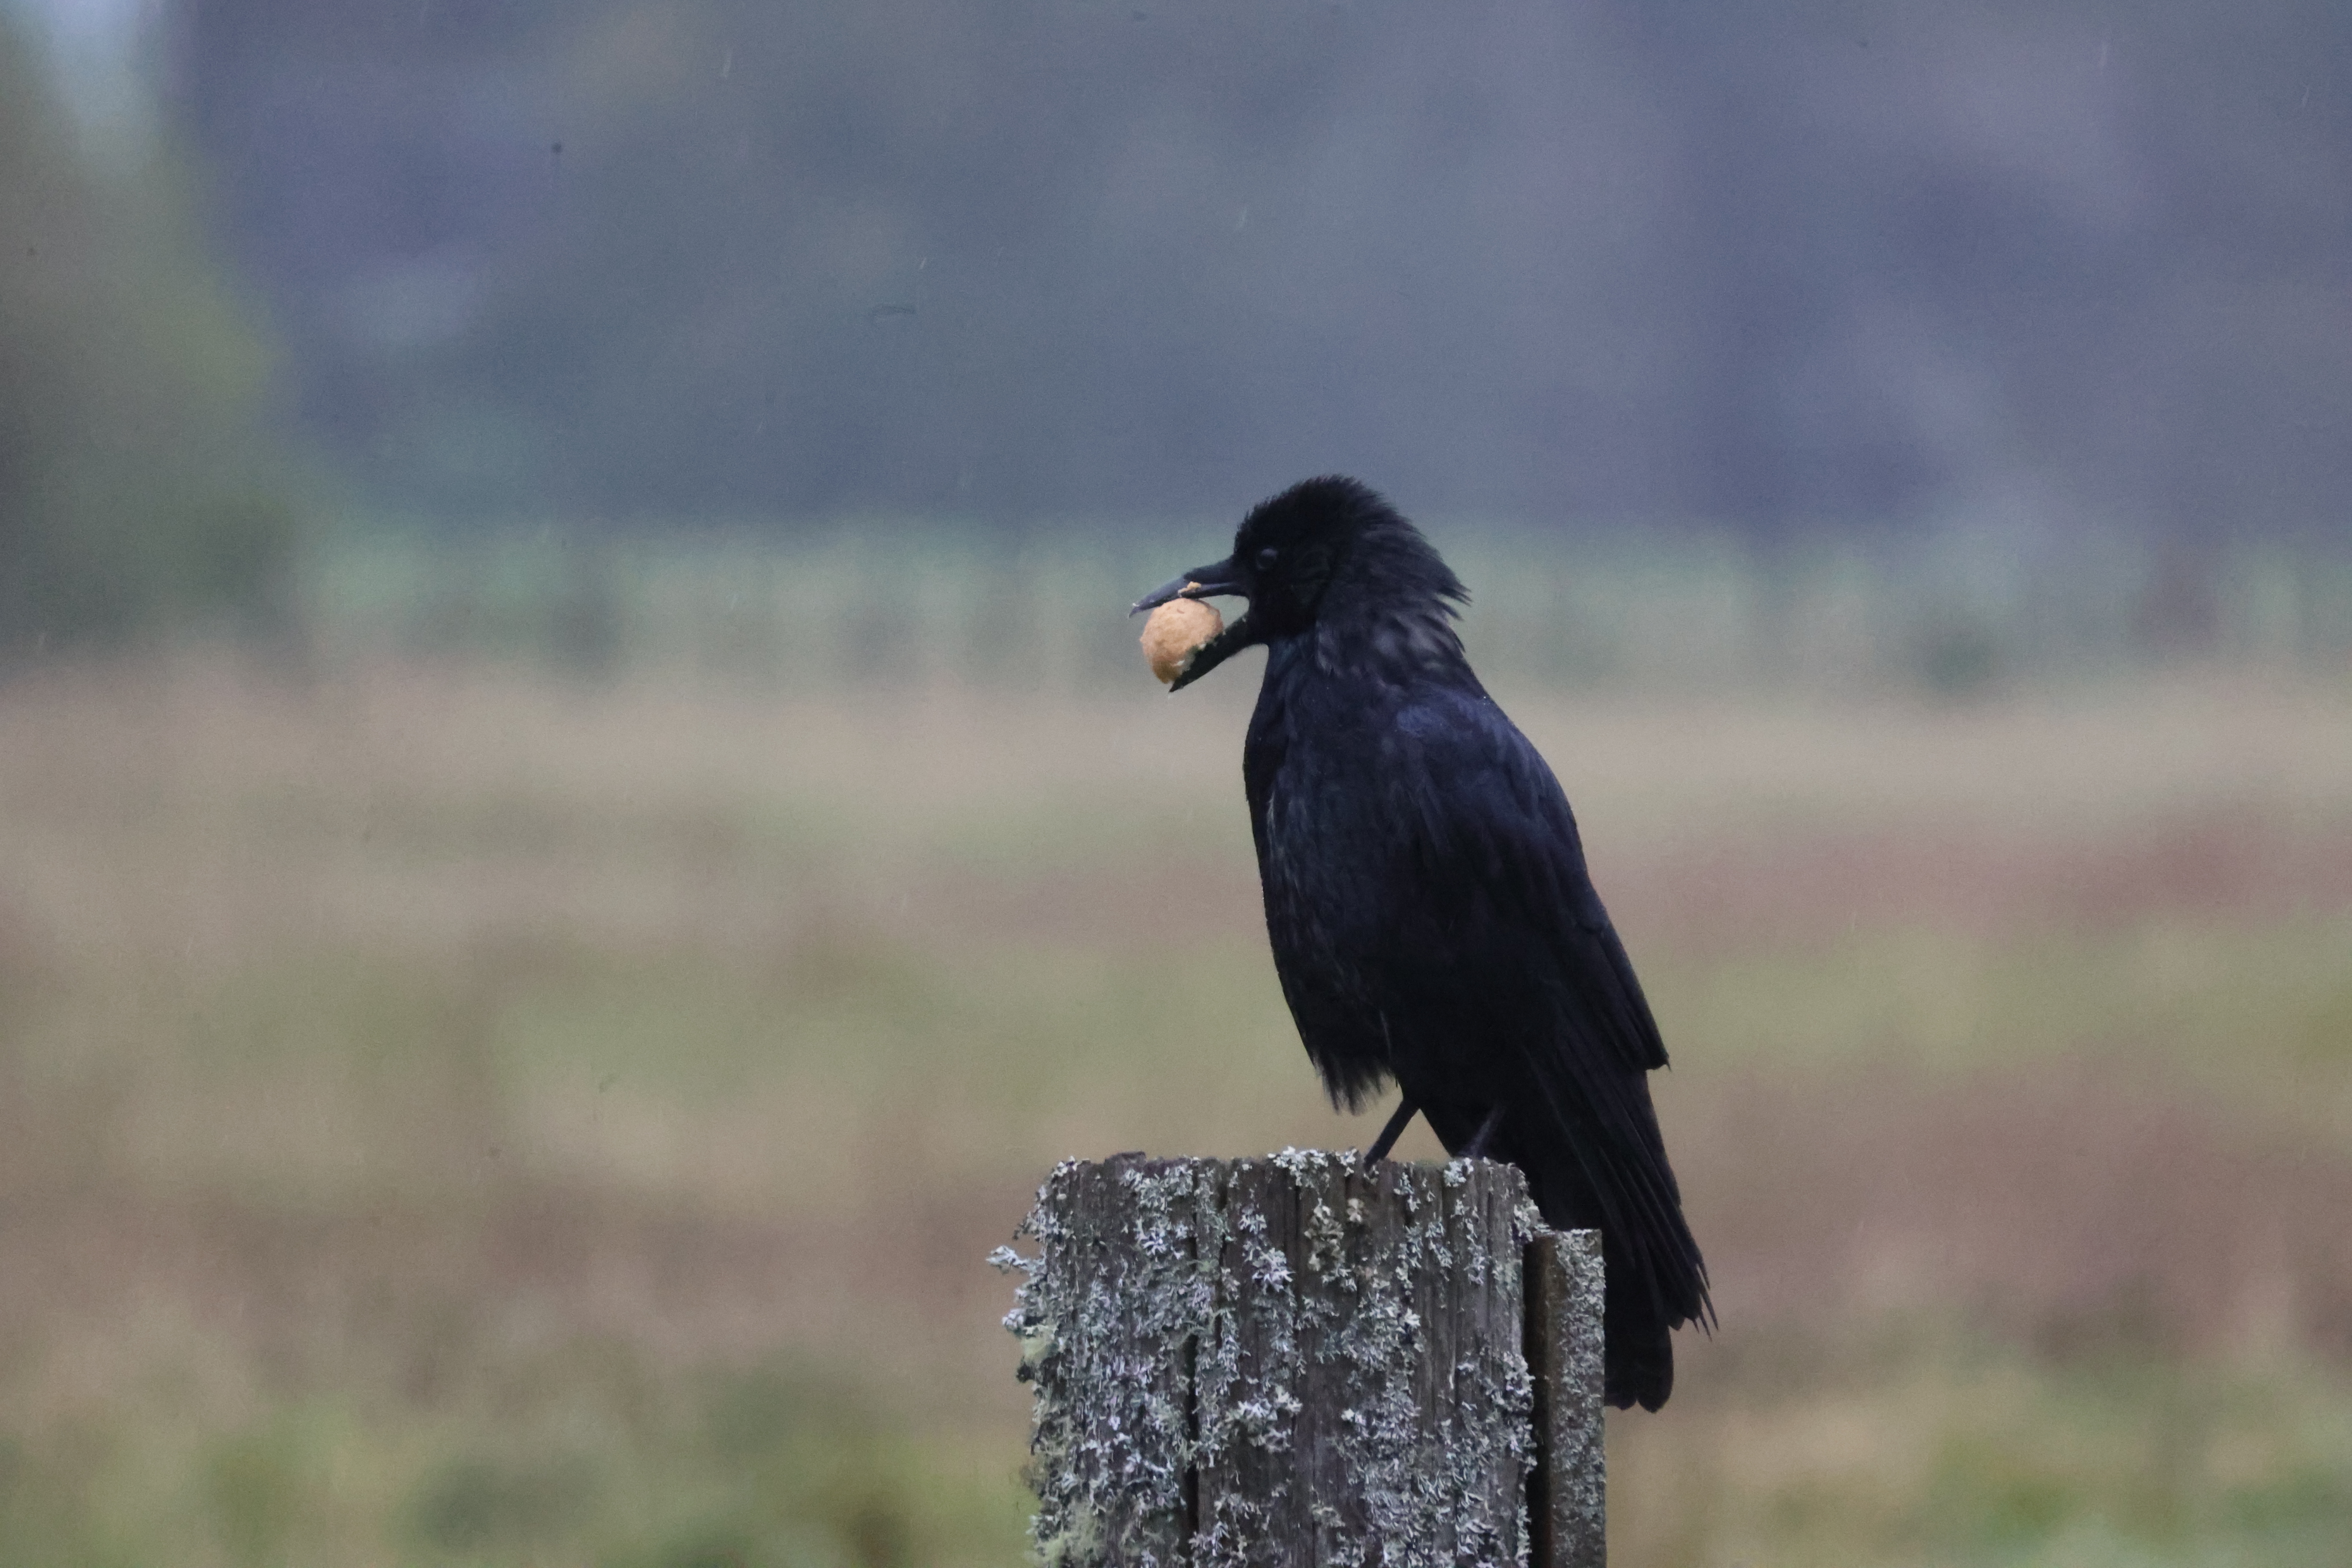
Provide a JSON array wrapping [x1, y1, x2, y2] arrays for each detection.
[[1132, 475, 1712, 1411]]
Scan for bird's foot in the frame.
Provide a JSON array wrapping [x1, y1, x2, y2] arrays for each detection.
[[1361, 1096, 1420, 1170]]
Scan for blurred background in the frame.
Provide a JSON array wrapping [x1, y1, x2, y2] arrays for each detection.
[[3, 0, 2350, 1563]]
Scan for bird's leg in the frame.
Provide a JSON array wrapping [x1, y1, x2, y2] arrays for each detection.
[[1362, 1095, 1421, 1169], [1460, 1102, 1506, 1161]]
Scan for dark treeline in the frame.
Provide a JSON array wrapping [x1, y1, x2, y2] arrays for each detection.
[[170, 0, 2352, 537]]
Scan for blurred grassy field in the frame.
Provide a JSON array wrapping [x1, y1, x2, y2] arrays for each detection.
[[2, 648, 2350, 1566]]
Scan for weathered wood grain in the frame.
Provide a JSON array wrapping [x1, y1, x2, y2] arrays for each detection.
[[1000, 1155, 1222, 1567], [1001, 1153, 1600, 1567], [1528, 1228, 1606, 1568]]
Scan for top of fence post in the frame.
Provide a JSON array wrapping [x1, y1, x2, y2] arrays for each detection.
[[997, 1151, 1606, 1567]]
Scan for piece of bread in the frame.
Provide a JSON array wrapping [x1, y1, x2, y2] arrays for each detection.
[[1141, 595, 1224, 684]]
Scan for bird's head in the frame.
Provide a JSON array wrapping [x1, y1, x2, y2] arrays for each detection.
[[1130, 475, 1467, 691]]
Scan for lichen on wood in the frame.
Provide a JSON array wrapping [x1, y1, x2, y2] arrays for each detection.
[[994, 1156, 1223, 1565], [1527, 1229, 1606, 1568], [996, 1152, 1560, 1568]]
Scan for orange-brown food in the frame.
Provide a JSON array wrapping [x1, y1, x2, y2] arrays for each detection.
[[1140, 594, 1224, 684]]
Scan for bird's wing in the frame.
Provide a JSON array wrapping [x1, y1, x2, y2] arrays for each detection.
[[1385, 685, 1709, 1333], [1388, 686, 1668, 1075]]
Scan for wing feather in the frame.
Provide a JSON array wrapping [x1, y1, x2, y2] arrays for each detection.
[[1388, 689, 1711, 1326]]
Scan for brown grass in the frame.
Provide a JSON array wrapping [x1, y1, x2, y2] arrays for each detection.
[[1, 651, 2349, 1562]]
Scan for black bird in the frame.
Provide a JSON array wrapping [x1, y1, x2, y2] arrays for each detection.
[[1132, 475, 1712, 1411]]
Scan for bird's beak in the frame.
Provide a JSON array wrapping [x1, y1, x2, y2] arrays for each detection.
[[1129, 557, 1244, 616], [1130, 556, 1260, 691]]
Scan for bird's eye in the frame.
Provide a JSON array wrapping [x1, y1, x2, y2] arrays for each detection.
[[1256, 546, 1280, 571]]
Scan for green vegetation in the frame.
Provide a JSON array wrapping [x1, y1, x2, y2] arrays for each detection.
[[0, 1353, 1023, 1568], [1615, 1333, 2352, 1568], [302, 522, 2352, 696], [0, 18, 303, 656]]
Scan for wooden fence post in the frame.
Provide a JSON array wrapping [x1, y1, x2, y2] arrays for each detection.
[[996, 1151, 1606, 1567], [1528, 1229, 1606, 1568]]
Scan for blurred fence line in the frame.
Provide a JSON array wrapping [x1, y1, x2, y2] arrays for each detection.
[[301, 520, 2352, 695]]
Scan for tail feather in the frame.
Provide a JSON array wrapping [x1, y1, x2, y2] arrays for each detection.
[[1426, 1099, 1708, 1412], [1606, 1307, 1675, 1413], [1522, 1139, 1697, 1411]]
